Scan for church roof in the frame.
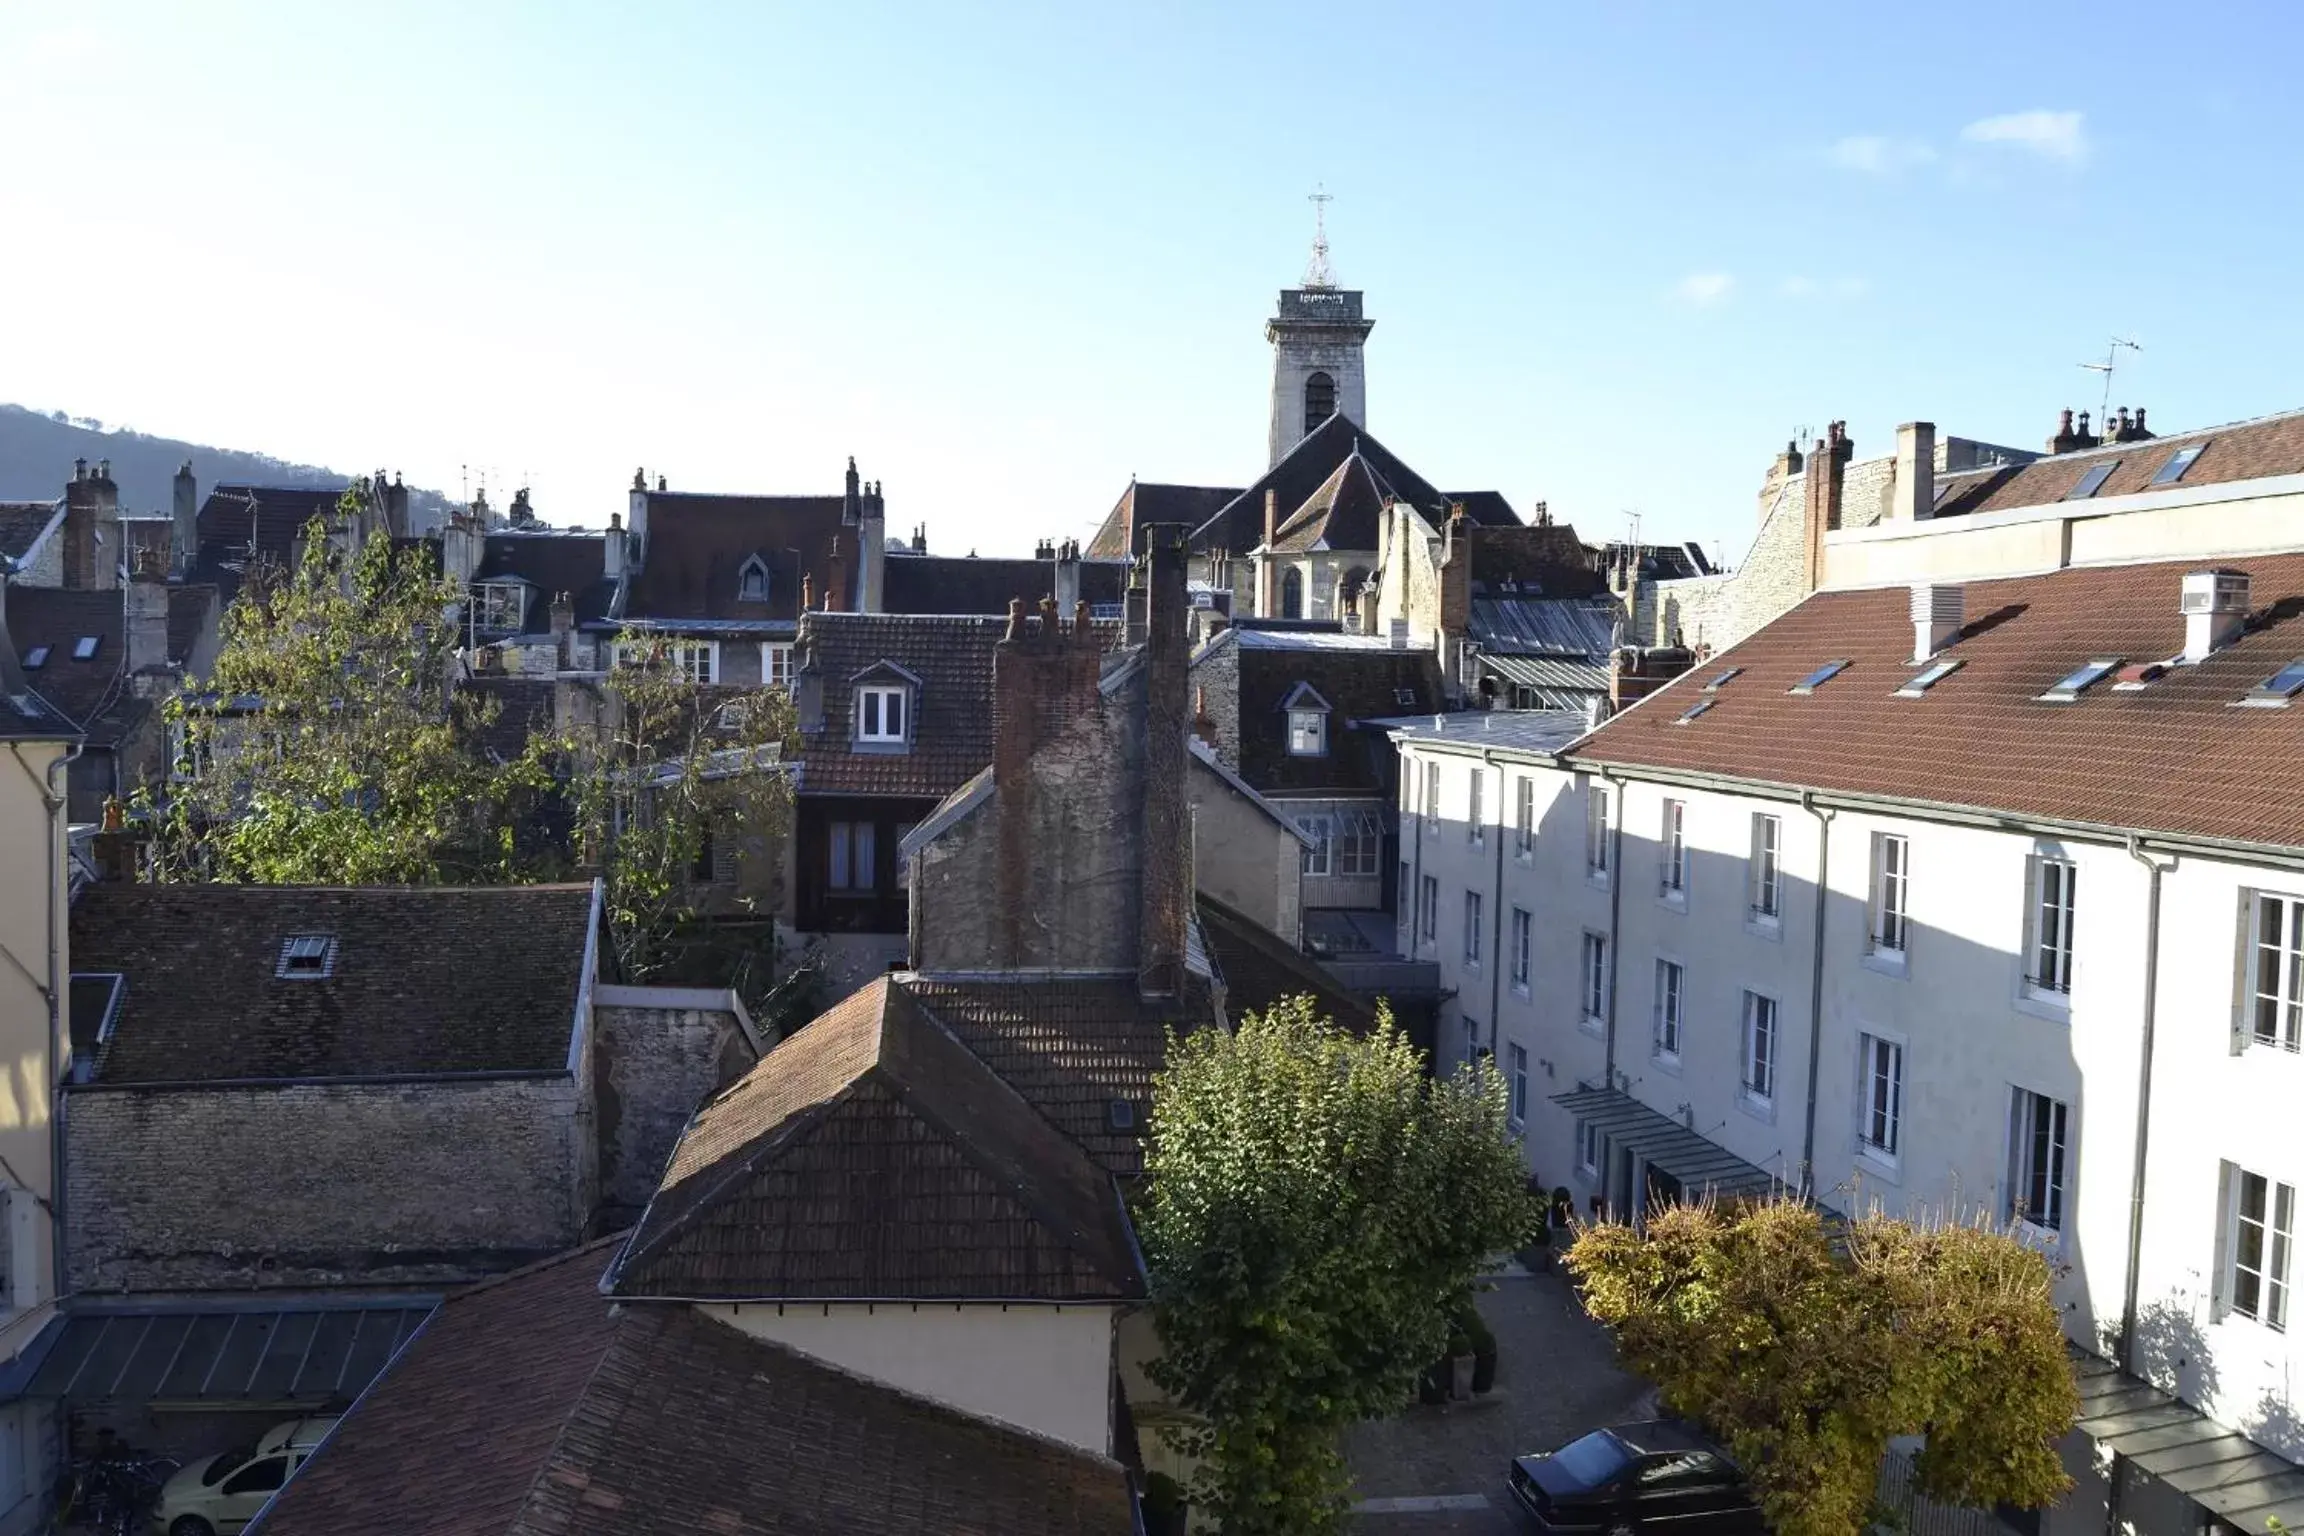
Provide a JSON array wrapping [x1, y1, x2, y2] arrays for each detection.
[[1270, 446, 1396, 553], [1189, 413, 1518, 559], [1084, 482, 1242, 561]]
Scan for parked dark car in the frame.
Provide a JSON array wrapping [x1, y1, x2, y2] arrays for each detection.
[[1508, 1420, 1764, 1535]]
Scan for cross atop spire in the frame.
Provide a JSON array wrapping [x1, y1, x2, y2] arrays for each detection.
[[1303, 184, 1335, 289]]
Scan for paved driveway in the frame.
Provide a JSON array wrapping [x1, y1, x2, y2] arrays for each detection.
[[1345, 1264, 1652, 1534]]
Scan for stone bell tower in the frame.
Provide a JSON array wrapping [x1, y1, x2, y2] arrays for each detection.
[[1266, 190, 1373, 466]]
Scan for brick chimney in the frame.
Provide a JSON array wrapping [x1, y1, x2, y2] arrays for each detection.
[[63, 458, 121, 591], [1139, 523, 1190, 998], [171, 461, 198, 578], [992, 595, 1107, 968], [1801, 421, 1852, 593], [2048, 409, 2101, 455]]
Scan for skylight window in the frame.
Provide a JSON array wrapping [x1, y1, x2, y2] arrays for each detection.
[[72, 636, 100, 660], [1896, 658, 1964, 697], [1788, 659, 1851, 696], [1703, 667, 1743, 692], [2151, 444, 2205, 488], [2238, 658, 2304, 709], [2038, 657, 2122, 702], [1675, 700, 1715, 725], [275, 934, 338, 980], [2064, 461, 2120, 501], [22, 646, 48, 669]]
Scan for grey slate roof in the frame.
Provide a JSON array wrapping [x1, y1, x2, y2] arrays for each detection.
[[1380, 709, 1591, 756]]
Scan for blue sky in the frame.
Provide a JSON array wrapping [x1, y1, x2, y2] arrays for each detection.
[[4, 1, 2300, 563]]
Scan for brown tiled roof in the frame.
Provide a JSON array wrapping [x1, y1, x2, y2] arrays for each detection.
[[1572, 553, 2304, 849], [625, 492, 846, 622], [1196, 894, 1377, 1035], [883, 552, 1129, 616], [1471, 523, 1607, 598], [253, 1241, 1137, 1536], [0, 501, 59, 564], [612, 977, 1142, 1301], [899, 976, 1215, 1178], [1932, 410, 2304, 520], [794, 612, 1008, 798], [1219, 634, 1445, 796], [8, 587, 127, 738], [1270, 449, 1394, 554], [1185, 414, 1519, 559], [1085, 482, 1242, 561], [72, 884, 596, 1083]]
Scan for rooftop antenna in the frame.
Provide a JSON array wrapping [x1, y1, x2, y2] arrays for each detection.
[[2079, 336, 2142, 423], [1303, 185, 1335, 289]]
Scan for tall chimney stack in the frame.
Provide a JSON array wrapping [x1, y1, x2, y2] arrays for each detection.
[[1801, 420, 1852, 593], [63, 458, 120, 591], [1139, 523, 1190, 997], [857, 473, 886, 613], [172, 461, 198, 579], [1893, 421, 1936, 522]]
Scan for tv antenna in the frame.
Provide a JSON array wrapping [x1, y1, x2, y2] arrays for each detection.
[[2079, 337, 2141, 423], [1303, 185, 1335, 289]]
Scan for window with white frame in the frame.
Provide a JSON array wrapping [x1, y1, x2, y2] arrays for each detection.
[[1511, 908, 1531, 991], [472, 581, 525, 631], [1464, 891, 1483, 966], [760, 642, 794, 690], [1509, 1044, 1529, 1127], [1660, 799, 1687, 899], [2251, 893, 2304, 1051], [1288, 709, 1327, 756], [1516, 775, 1536, 856], [1577, 1120, 1602, 1178], [1750, 813, 1781, 919], [829, 821, 878, 891], [1870, 832, 1910, 954], [2227, 1164, 2295, 1329], [1423, 761, 1441, 831], [1586, 783, 1611, 879], [1337, 812, 1381, 878], [1419, 875, 1438, 942], [2027, 856, 2077, 997], [1654, 959, 1684, 1060], [856, 684, 908, 743], [1741, 992, 1777, 1104], [1857, 1034, 1903, 1162], [1298, 814, 1333, 878], [2007, 1089, 2069, 1232], [1468, 768, 1485, 845], [1581, 933, 1609, 1024], [618, 637, 718, 683]]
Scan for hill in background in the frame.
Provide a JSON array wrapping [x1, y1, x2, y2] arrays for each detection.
[[0, 403, 454, 531]]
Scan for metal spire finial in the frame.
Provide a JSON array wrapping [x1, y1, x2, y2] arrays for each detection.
[[1303, 185, 1335, 289]]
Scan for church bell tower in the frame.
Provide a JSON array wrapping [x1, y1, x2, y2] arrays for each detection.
[[1267, 190, 1373, 466]]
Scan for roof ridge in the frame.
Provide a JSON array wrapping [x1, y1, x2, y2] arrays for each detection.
[[451, 1231, 627, 1303]]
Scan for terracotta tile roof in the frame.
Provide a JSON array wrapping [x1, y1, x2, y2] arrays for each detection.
[[71, 884, 596, 1083], [0, 501, 59, 564], [883, 552, 1129, 616], [254, 1241, 1137, 1536], [1085, 482, 1242, 561], [609, 977, 1143, 1302], [1214, 634, 1445, 796], [1932, 409, 2304, 520], [1196, 894, 1377, 1035], [625, 492, 847, 623], [899, 976, 1216, 1178], [7, 587, 129, 740], [1572, 552, 2304, 849], [794, 612, 1009, 798]]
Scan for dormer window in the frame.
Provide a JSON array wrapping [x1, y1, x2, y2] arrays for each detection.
[[857, 684, 908, 743], [737, 555, 771, 603], [1280, 681, 1331, 757], [275, 934, 338, 980], [472, 582, 526, 632]]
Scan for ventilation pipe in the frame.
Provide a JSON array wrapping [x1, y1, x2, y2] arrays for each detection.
[[2180, 569, 2249, 661], [1909, 582, 1964, 662]]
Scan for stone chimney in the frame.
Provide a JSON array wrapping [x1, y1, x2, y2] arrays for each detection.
[[604, 513, 627, 581], [171, 461, 198, 578], [1438, 505, 1473, 683], [626, 471, 650, 568], [384, 472, 412, 538], [1139, 523, 1191, 998], [1760, 439, 1805, 523], [991, 596, 1108, 969], [1801, 420, 1852, 593], [1892, 422, 1936, 522], [858, 475, 886, 613], [1256, 490, 1279, 618], [63, 458, 121, 591], [126, 551, 172, 683], [1053, 537, 1082, 616], [911, 524, 928, 554], [550, 591, 575, 669]]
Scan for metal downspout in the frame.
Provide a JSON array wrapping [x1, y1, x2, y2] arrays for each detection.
[[2106, 833, 2169, 1536], [1798, 790, 1834, 1197]]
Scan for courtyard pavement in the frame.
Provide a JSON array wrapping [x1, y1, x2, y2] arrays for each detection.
[[1344, 1262, 1653, 1534]]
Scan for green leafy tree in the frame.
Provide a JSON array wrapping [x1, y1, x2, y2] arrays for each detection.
[[1137, 997, 1538, 1535], [1567, 1196, 2078, 1536]]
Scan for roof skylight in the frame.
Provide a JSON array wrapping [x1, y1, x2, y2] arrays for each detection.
[[1702, 667, 1743, 691], [1788, 659, 1851, 696], [2038, 657, 2122, 702], [2064, 461, 2120, 501], [72, 636, 100, 660], [22, 646, 48, 669], [1675, 700, 1715, 725], [1895, 658, 1964, 697], [2151, 444, 2205, 488], [2238, 658, 2304, 709], [275, 934, 338, 980]]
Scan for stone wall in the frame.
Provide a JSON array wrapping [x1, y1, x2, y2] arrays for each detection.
[[590, 987, 757, 1221], [1185, 755, 1303, 943], [1191, 636, 1243, 771], [65, 1075, 591, 1293]]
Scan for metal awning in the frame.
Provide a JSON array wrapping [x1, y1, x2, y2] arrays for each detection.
[[26, 1300, 435, 1407], [2073, 1350, 2304, 1529], [1549, 1087, 1789, 1204]]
